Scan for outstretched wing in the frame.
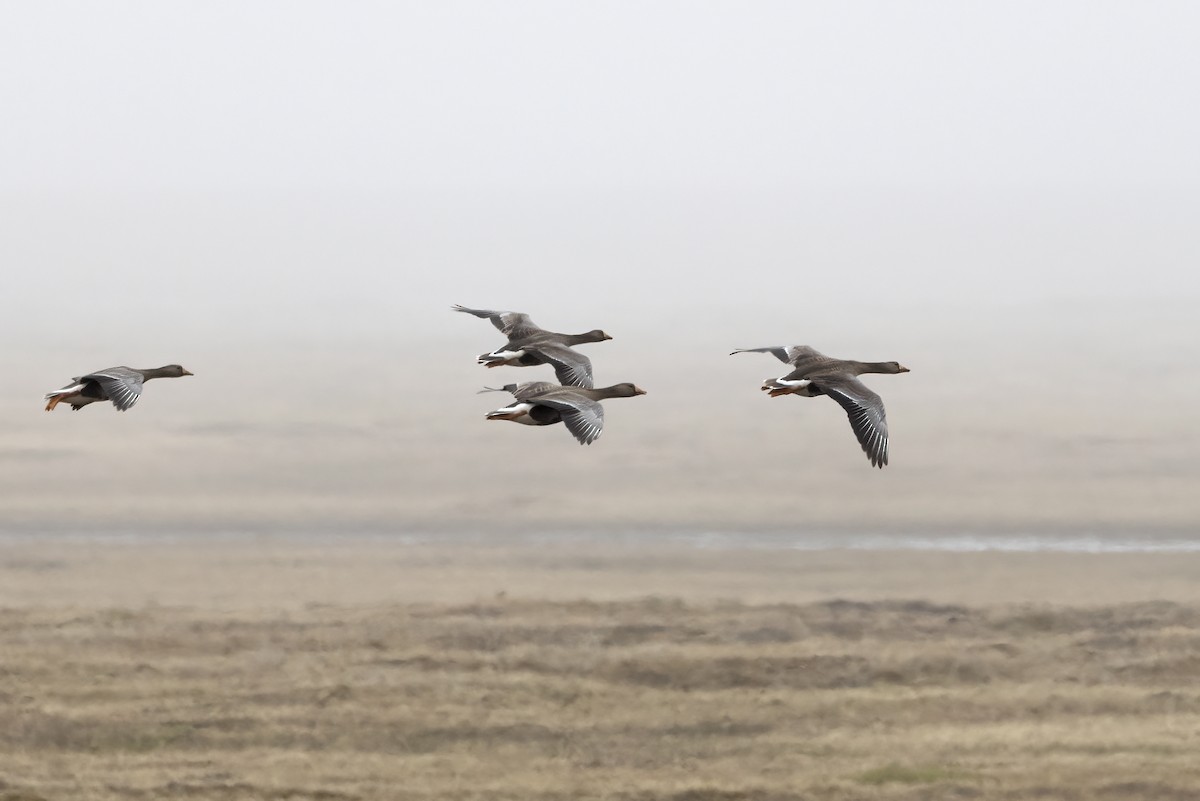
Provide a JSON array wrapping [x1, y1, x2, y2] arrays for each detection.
[[453, 305, 545, 340], [533, 394, 605, 445], [730, 345, 828, 367], [487, 381, 560, 401], [817, 376, 890, 468], [81, 367, 145, 411], [524, 342, 594, 388]]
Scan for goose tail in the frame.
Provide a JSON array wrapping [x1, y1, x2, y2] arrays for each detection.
[[44, 384, 84, 411]]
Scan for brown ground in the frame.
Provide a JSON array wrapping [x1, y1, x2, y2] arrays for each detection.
[[2, 537, 1200, 800]]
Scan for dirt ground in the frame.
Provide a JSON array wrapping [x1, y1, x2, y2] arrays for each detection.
[[2, 537, 1200, 800]]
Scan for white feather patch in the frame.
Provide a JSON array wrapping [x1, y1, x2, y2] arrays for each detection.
[[486, 402, 543, 425]]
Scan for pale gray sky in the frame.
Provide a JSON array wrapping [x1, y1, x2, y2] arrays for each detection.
[[2, 3, 1197, 532]]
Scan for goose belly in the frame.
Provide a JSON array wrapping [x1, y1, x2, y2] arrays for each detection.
[[486, 402, 561, 426], [509, 404, 547, 426], [478, 348, 527, 366], [69, 395, 105, 408], [776, 378, 823, 397], [46, 383, 106, 410]]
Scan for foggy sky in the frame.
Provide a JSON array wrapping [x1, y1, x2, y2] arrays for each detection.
[[2, 3, 1197, 533]]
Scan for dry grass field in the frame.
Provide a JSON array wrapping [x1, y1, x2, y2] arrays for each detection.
[[3, 537, 1200, 800]]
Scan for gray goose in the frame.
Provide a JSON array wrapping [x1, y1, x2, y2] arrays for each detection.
[[44, 365, 193, 412], [454, 305, 611, 388], [732, 346, 909, 468], [482, 381, 646, 445]]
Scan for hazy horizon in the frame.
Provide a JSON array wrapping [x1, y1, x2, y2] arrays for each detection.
[[3, 3, 1198, 534]]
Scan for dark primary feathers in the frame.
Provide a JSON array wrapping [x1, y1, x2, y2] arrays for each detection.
[[736, 346, 908, 468], [522, 341, 594, 388], [812, 376, 891, 469]]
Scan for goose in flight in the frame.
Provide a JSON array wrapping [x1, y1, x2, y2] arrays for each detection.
[[45, 365, 193, 412], [482, 381, 646, 445], [454, 305, 611, 388], [732, 346, 908, 468]]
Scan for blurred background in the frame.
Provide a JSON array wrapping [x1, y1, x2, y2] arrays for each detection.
[[2, 2, 1197, 537]]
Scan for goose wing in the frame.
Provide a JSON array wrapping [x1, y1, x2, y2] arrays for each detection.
[[510, 382, 560, 401], [730, 345, 829, 367], [80, 367, 145, 411], [483, 381, 559, 401], [523, 341, 594, 388], [817, 376, 890, 468], [453, 305, 545, 340], [532, 393, 605, 445]]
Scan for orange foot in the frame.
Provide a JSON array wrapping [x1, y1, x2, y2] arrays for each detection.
[[45, 393, 77, 411]]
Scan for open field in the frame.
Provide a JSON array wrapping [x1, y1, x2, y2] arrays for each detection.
[[3, 537, 1200, 800]]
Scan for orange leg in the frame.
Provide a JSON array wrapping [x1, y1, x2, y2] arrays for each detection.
[[44, 392, 77, 412]]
